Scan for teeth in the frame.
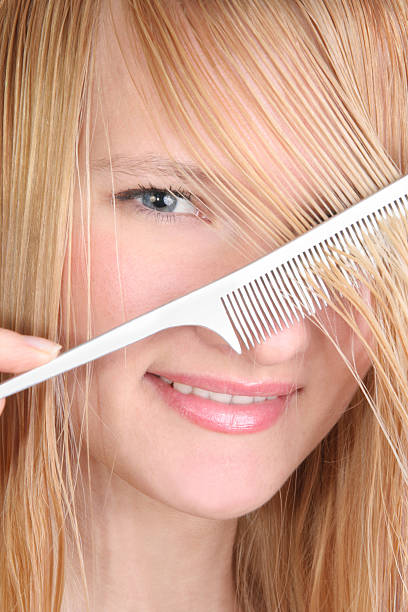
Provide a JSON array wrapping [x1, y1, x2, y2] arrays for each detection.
[[191, 386, 209, 399], [231, 394, 253, 405], [207, 391, 232, 403], [173, 382, 192, 395], [159, 376, 278, 404]]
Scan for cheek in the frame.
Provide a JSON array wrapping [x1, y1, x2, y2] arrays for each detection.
[[61, 208, 157, 344], [88, 234, 163, 329], [65, 208, 220, 339], [317, 283, 374, 376], [312, 310, 373, 439]]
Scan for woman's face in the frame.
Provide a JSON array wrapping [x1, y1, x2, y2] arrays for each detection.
[[61, 5, 372, 520]]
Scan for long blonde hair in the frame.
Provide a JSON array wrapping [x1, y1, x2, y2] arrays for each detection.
[[1, 0, 407, 609]]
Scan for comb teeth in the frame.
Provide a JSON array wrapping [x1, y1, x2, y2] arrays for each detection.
[[220, 190, 408, 350], [221, 265, 325, 350]]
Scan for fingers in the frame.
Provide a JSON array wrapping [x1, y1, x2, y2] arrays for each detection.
[[0, 329, 62, 417], [0, 328, 62, 374]]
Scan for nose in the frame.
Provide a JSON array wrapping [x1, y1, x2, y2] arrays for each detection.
[[194, 242, 312, 365], [195, 311, 312, 366], [245, 316, 311, 366]]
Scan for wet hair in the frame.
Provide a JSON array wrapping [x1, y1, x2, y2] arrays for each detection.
[[1, 1, 407, 609]]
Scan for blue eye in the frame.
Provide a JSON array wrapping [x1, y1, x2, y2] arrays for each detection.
[[114, 185, 208, 223]]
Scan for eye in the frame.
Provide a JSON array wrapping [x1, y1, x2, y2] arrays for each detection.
[[114, 185, 208, 223]]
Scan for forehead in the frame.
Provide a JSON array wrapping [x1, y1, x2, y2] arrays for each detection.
[[95, 2, 326, 172], [86, 0, 341, 251]]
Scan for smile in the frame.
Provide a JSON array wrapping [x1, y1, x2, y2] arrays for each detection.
[[159, 375, 279, 404], [145, 373, 299, 434]]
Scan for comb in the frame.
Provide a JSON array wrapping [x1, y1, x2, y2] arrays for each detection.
[[0, 174, 407, 399]]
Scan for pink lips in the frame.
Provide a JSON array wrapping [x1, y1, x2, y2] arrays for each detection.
[[147, 371, 299, 396], [145, 372, 300, 434]]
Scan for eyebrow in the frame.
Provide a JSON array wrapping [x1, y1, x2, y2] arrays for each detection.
[[90, 153, 213, 185], [91, 153, 338, 219]]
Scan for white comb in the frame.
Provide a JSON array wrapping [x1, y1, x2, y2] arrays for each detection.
[[1, 174, 407, 399]]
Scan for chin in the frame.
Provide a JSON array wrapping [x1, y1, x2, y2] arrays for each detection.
[[158, 475, 279, 521], [171, 494, 273, 521]]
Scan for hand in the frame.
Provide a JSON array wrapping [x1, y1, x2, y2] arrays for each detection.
[[0, 329, 62, 416]]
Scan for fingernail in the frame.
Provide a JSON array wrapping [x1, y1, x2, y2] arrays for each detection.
[[22, 336, 63, 355]]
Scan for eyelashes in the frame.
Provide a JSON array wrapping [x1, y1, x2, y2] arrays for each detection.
[[113, 184, 210, 224], [112, 184, 336, 231]]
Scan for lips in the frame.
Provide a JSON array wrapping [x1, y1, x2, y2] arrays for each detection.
[[147, 370, 300, 397], [144, 372, 300, 434]]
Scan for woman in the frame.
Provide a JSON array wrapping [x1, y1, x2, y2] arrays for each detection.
[[1, 1, 407, 610]]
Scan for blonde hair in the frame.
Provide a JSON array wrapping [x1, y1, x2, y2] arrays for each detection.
[[1, 0, 407, 609]]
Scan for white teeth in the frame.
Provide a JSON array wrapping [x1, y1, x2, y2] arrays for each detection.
[[192, 386, 209, 399], [231, 394, 253, 405], [159, 376, 278, 404], [208, 391, 232, 403], [173, 382, 192, 395]]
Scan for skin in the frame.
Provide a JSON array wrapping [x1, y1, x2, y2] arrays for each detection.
[[2, 3, 374, 612]]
